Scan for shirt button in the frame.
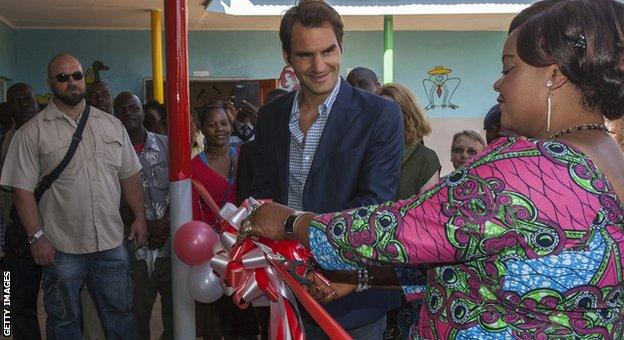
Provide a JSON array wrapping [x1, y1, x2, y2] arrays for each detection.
[[304, 156, 310, 161]]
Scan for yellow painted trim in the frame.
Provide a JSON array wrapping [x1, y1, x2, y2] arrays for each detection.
[[151, 10, 164, 104]]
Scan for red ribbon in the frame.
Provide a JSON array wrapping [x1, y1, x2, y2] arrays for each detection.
[[192, 180, 352, 340]]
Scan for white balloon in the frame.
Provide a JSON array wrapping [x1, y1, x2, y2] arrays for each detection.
[[187, 263, 224, 303]]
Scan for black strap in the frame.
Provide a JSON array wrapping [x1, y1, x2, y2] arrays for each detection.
[[34, 105, 91, 202]]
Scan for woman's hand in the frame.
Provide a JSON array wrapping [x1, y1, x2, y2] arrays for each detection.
[[248, 202, 294, 240]]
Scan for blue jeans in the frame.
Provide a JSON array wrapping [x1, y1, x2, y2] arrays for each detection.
[[303, 315, 387, 340], [42, 245, 136, 340]]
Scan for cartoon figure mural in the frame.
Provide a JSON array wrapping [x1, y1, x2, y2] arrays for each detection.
[[35, 93, 52, 107], [422, 65, 461, 110], [85, 60, 110, 84], [277, 65, 300, 92], [37, 60, 110, 107]]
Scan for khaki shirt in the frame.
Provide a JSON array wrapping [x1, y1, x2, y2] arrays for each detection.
[[0, 99, 141, 254]]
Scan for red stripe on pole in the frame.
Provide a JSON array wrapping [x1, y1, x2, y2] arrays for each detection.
[[165, 0, 191, 181]]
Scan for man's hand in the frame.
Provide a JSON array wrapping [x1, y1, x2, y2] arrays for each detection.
[[31, 237, 56, 266], [223, 98, 238, 126], [223, 98, 259, 126], [128, 218, 148, 249], [306, 271, 357, 304], [120, 173, 147, 249], [147, 218, 169, 249], [240, 100, 259, 126], [323, 281, 357, 303], [148, 231, 169, 249], [248, 202, 295, 241], [120, 203, 135, 226]]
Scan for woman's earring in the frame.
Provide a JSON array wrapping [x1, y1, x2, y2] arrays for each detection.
[[546, 79, 553, 132]]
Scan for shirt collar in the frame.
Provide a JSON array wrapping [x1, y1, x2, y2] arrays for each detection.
[[291, 76, 342, 121], [144, 131, 161, 153], [43, 99, 97, 122]]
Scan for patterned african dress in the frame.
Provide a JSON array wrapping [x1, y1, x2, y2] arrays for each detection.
[[308, 136, 624, 339]]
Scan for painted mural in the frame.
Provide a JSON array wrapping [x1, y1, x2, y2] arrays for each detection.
[[85, 60, 109, 83], [277, 65, 300, 92], [422, 65, 461, 110]]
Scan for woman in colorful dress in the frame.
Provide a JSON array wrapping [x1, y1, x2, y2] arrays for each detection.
[[191, 105, 259, 339], [247, 0, 624, 338]]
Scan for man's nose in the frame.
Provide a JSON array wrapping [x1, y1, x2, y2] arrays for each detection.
[[311, 55, 324, 72], [67, 76, 78, 86], [493, 77, 502, 92]]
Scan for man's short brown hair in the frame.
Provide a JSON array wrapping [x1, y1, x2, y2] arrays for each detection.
[[279, 0, 344, 57]]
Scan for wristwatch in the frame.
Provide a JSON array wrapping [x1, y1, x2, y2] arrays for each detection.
[[28, 229, 44, 245], [283, 211, 306, 236]]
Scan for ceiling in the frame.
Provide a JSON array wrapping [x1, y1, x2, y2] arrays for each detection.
[[0, 0, 518, 31]]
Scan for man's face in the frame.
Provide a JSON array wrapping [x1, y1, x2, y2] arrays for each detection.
[[347, 70, 380, 93], [87, 83, 113, 114], [284, 22, 341, 98], [115, 94, 144, 131], [7, 86, 39, 128], [47, 56, 86, 107]]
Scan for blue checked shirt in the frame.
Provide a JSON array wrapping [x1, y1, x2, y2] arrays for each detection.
[[287, 78, 341, 210]]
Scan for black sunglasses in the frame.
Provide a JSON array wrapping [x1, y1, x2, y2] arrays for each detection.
[[50, 71, 84, 83]]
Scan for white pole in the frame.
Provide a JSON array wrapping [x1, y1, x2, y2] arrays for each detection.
[[169, 179, 195, 339]]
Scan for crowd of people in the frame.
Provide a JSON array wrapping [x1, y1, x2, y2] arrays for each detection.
[[0, 0, 623, 339]]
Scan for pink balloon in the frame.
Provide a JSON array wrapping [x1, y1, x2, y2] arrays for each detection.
[[174, 220, 219, 265]]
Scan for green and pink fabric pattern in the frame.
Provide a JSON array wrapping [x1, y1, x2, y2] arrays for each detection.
[[308, 136, 624, 339]]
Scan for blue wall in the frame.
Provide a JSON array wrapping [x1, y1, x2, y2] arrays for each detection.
[[343, 31, 506, 117], [15, 30, 152, 98], [12, 29, 506, 118], [0, 21, 16, 83]]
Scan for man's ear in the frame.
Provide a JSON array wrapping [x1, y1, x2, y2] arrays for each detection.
[[282, 50, 291, 66]]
